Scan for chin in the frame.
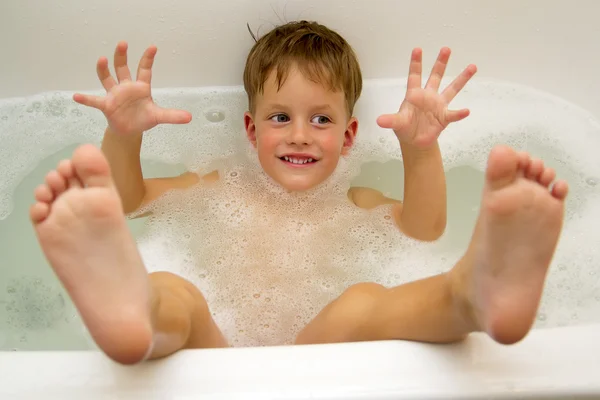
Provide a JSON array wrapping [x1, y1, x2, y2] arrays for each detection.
[[275, 176, 325, 192]]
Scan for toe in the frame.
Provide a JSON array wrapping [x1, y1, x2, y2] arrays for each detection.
[[68, 177, 82, 189], [485, 146, 520, 190], [45, 170, 67, 197], [539, 167, 556, 188], [526, 158, 545, 180], [34, 184, 54, 203], [552, 180, 569, 200], [71, 144, 112, 188], [30, 202, 50, 224], [517, 151, 531, 169], [57, 159, 75, 180]]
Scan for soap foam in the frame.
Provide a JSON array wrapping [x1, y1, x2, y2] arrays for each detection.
[[1, 79, 600, 346]]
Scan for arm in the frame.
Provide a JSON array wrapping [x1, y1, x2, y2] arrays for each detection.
[[101, 127, 146, 213], [398, 141, 446, 240], [73, 41, 192, 214], [374, 47, 477, 241]]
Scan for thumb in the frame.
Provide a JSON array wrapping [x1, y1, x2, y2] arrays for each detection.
[[155, 108, 193, 125], [377, 113, 407, 131]]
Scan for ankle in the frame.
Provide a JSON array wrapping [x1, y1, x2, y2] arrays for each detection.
[[447, 256, 480, 334]]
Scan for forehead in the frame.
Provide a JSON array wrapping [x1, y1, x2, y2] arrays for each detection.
[[256, 66, 346, 109]]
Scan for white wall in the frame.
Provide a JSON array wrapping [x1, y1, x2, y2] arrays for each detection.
[[1, 0, 599, 117]]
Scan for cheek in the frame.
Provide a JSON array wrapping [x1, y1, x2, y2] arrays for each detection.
[[319, 132, 345, 153], [256, 128, 279, 153]]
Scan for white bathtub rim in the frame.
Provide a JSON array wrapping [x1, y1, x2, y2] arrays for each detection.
[[0, 323, 599, 399]]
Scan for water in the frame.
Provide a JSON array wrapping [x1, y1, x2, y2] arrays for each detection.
[[0, 144, 185, 350], [1, 79, 600, 349]]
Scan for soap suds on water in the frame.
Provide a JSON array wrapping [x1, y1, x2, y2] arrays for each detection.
[[1, 79, 600, 347]]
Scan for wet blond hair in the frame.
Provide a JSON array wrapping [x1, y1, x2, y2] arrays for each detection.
[[243, 20, 363, 116]]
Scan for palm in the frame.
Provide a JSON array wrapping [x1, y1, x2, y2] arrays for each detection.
[[398, 89, 448, 147], [73, 42, 191, 136], [378, 48, 477, 149], [104, 81, 159, 135]]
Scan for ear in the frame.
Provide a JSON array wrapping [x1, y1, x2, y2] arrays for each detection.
[[341, 117, 358, 155], [244, 112, 257, 148]]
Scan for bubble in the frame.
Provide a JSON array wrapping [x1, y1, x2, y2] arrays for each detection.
[[537, 313, 547, 321], [4, 276, 66, 330], [204, 109, 225, 123], [586, 178, 597, 187]]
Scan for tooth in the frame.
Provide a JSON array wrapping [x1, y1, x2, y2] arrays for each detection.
[[284, 156, 289, 161], [308, 158, 313, 163]]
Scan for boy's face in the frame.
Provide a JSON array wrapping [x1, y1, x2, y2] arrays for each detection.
[[244, 66, 358, 192]]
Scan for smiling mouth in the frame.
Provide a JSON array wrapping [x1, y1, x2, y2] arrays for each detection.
[[279, 156, 319, 165]]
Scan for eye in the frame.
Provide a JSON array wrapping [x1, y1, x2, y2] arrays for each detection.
[[270, 113, 290, 123], [311, 115, 331, 125]]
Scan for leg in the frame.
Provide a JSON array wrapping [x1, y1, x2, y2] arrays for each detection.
[[30, 144, 227, 364], [296, 145, 568, 345], [149, 272, 228, 359]]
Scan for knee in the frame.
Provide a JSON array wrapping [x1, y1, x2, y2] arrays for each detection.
[[149, 271, 209, 321], [338, 282, 386, 310], [340, 282, 386, 302], [331, 283, 387, 333], [149, 272, 204, 301]]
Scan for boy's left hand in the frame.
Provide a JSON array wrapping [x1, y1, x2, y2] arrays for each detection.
[[377, 47, 477, 149]]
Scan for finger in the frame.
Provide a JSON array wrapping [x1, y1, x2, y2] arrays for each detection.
[[155, 108, 193, 125], [406, 48, 422, 91], [377, 113, 409, 131], [72, 93, 105, 111], [96, 57, 116, 92], [136, 45, 158, 84], [425, 47, 451, 91], [445, 108, 470, 123], [113, 41, 132, 82], [442, 64, 477, 103]]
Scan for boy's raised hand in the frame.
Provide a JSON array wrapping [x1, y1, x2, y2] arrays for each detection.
[[377, 48, 477, 148], [73, 41, 192, 135]]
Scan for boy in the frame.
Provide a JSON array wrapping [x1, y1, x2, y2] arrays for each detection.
[[30, 21, 568, 364]]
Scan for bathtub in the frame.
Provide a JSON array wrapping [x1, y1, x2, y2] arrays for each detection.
[[1, 0, 600, 398]]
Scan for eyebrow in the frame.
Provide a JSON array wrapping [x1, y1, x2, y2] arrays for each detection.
[[265, 103, 335, 113]]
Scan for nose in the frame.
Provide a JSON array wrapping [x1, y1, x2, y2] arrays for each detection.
[[287, 120, 312, 145]]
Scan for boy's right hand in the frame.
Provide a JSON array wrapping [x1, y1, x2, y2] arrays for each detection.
[[73, 41, 192, 136]]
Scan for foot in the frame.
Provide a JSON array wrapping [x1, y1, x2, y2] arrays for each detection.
[[453, 145, 569, 344], [30, 144, 152, 364]]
